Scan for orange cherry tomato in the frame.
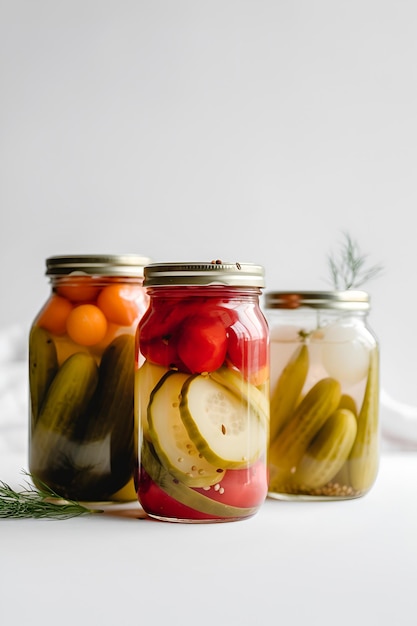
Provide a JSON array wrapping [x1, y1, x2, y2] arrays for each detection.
[[66, 304, 108, 346], [97, 284, 143, 326], [56, 278, 101, 303], [36, 295, 73, 335]]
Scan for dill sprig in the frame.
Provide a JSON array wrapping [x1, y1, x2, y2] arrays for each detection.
[[0, 471, 103, 520], [327, 231, 384, 290]]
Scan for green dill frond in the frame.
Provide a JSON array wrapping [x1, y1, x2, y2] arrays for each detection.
[[0, 471, 102, 520], [327, 231, 384, 290]]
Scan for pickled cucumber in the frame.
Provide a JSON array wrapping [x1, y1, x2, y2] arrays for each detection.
[[148, 371, 225, 487], [180, 374, 267, 469]]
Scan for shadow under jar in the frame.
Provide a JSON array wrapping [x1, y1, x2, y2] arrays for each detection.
[[264, 290, 380, 501], [135, 261, 270, 523], [29, 254, 151, 503]]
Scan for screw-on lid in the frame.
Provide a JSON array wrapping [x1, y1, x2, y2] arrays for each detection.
[[143, 261, 265, 288], [264, 290, 370, 311], [46, 254, 152, 277]]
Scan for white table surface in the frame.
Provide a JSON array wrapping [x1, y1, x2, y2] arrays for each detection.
[[1, 450, 416, 626]]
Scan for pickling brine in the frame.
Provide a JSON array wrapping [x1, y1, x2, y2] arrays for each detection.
[[29, 254, 151, 503], [135, 261, 269, 523], [264, 291, 379, 500]]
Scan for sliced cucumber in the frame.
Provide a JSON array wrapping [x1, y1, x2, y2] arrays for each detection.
[[135, 360, 168, 440], [147, 371, 225, 487], [140, 438, 258, 519], [209, 366, 269, 425], [180, 374, 267, 469]]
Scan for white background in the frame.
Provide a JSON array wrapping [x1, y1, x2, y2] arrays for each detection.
[[1, 0, 416, 409], [1, 8, 417, 623]]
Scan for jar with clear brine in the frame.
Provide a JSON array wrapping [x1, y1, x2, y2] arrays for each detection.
[[265, 291, 379, 500], [29, 254, 151, 502], [135, 261, 269, 523]]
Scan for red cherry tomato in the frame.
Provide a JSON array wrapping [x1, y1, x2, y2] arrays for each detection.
[[198, 302, 238, 329], [139, 334, 183, 369], [227, 319, 269, 384], [139, 298, 237, 342], [195, 460, 268, 508], [137, 302, 187, 367], [139, 298, 200, 341], [137, 297, 238, 372], [177, 315, 228, 373]]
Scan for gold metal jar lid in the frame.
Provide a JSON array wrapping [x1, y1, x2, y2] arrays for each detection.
[[264, 290, 370, 311], [143, 261, 265, 288], [46, 254, 152, 277]]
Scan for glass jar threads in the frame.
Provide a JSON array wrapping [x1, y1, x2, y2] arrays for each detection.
[[135, 261, 269, 522], [29, 254, 151, 503], [264, 291, 379, 501]]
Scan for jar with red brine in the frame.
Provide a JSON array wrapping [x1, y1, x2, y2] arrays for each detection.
[[29, 254, 151, 503], [264, 290, 380, 500], [135, 261, 269, 522]]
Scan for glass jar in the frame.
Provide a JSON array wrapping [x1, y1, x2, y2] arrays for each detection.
[[29, 254, 151, 503], [135, 261, 269, 523], [264, 290, 379, 501]]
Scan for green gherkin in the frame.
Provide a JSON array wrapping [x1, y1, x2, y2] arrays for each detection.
[[29, 325, 59, 426], [348, 348, 380, 493], [269, 343, 309, 443]]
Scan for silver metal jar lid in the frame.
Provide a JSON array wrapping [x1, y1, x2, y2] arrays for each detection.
[[143, 261, 265, 288], [46, 254, 152, 278], [264, 290, 370, 311]]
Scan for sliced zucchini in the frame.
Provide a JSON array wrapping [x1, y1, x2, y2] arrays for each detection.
[[147, 371, 224, 487], [135, 360, 168, 440], [209, 366, 269, 425], [180, 374, 267, 469]]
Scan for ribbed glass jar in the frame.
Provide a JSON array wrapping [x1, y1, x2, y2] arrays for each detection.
[[135, 261, 269, 523], [29, 254, 151, 503], [264, 290, 379, 501]]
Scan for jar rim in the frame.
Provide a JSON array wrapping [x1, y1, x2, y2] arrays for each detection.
[[45, 254, 152, 278], [264, 290, 370, 311], [143, 261, 265, 288]]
